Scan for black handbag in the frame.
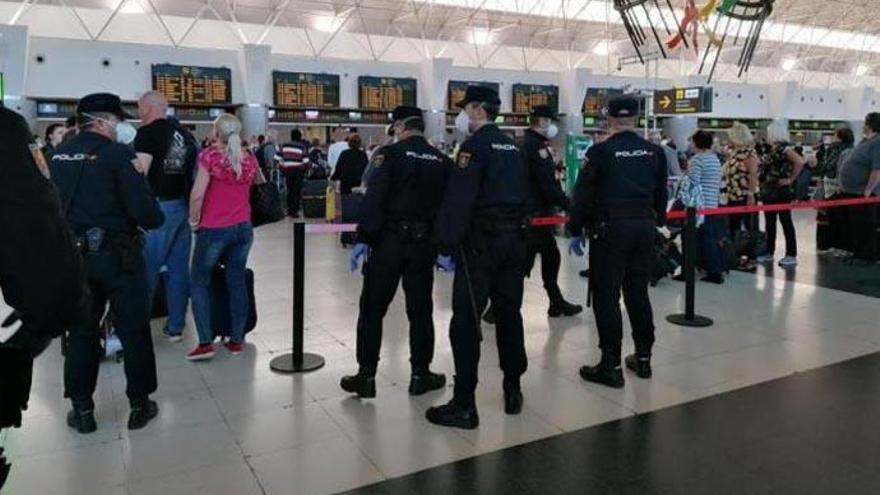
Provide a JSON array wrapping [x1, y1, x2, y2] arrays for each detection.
[[250, 182, 285, 227]]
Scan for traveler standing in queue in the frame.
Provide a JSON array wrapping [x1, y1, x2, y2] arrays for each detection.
[[427, 86, 529, 429], [279, 129, 311, 217], [687, 130, 725, 284], [340, 106, 453, 399], [756, 124, 804, 268], [519, 104, 582, 317], [42, 122, 67, 158], [837, 113, 880, 262], [135, 91, 197, 342], [186, 114, 262, 361], [567, 96, 668, 389], [50, 93, 164, 433]]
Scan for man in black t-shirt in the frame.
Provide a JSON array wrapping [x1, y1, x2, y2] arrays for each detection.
[[135, 91, 196, 342]]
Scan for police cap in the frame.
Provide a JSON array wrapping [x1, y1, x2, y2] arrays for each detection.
[[391, 105, 423, 122], [456, 85, 501, 108], [77, 93, 131, 120], [607, 96, 640, 118], [530, 104, 556, 121]]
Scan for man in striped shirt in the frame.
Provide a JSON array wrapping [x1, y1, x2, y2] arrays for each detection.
[[688, 130, 725, 284], [278, 129, 311, 217]]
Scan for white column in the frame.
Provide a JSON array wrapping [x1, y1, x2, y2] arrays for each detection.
[[663, 117, 698, 151], [0, 25, 36, 125], [235, 44, 272, 137], [765, 81, 798, 137], [844, 86, 874, 144], [419, 58, 452, 145], [559, 68, 592, 138]]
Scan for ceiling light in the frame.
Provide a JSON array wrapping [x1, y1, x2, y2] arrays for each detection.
[[313, 15, 342, 33], [854, 63, 870, 77], [781, 57, 798, 71], [119, 0, 144, 14], [592, 40, 611, 56], [471, 28, 492, 46]]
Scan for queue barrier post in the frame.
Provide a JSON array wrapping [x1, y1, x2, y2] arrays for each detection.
[[270, 221, 326, 373], [666, 207, 714, 327]]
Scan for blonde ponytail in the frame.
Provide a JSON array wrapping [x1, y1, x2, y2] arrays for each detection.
[[214, 113, 244, 177]]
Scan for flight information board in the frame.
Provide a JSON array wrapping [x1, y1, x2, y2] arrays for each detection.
[[152, 64, 232, 106], [358, 76, 417, 110], [512, 84, 559, 114], [448, 80, 500, 110], [583, 88, 624, 117], [273, 72, 340, 108]]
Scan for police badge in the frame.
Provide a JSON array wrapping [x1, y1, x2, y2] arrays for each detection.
[[457, 152, 471, 169]]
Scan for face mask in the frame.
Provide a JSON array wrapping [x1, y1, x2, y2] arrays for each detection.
[[115, 122, 137, 145], [544, 123, 559, 139], [455, 111, 471, 135]]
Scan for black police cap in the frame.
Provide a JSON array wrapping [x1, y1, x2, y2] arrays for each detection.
[[607, 96, 640, 118], [391, 105, 423, 122], [530, 104, 556, 121], [77, 93, 131, 120], [456, 85, 501, 108]]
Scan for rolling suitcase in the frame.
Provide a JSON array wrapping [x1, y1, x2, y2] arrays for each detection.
[[302, 179, 329, 218], [211, 267, 258, 339]]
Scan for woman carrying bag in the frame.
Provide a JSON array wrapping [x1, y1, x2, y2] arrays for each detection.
[[187, 114, 263, 361]]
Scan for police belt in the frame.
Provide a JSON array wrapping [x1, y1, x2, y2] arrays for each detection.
[[472, 212, 528, 233], [385, 219, 430, 241], [72, 228, 142, 254]]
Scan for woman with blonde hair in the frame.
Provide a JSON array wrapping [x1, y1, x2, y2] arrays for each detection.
[[187, 113, 262, 361], [723, 123, 760, 240]]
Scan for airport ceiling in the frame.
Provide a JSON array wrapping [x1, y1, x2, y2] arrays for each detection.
[[4, 0, 880, 81]]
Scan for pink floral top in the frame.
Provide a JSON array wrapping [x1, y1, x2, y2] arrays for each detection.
[[198, 147, 259, 229]]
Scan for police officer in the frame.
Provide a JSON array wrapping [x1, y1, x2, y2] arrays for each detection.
[[567, 96, 668, 389], [340, 106, 453, 399], [50, 93, 165, 433], [427, 86, 529, 429]]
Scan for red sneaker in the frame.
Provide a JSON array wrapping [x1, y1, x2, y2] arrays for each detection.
[[186, 344, 215, 361], [225, 342, 244, 355]]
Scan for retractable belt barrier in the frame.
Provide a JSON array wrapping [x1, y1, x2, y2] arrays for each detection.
[[270, 196, 880, 374]]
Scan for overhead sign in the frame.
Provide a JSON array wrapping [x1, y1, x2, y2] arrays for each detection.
[[152, 64, 232, 106], [512, 84, 559, 114], [358, 76, 417, 110], [35, 99, 138, 120], [582, 88, 624, 117], [270, 108, 392, 125], [273, 72, 340, 109], [789, 120, 846, 132], [653, 86, 713, 115], [448, 80, 500, 110]]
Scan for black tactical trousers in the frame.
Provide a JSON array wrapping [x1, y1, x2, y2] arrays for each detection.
[[450, 229, 528, 405], [589, 219, 656, 363], [356, 230, 437, 374], [526, 226, 564, 304], [64, 248, 157, 410]]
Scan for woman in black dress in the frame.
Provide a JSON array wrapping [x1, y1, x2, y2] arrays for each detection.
[[331, 134, 369, 194]]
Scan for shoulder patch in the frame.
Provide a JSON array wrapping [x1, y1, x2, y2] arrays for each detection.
[[457, 152, 472, 169], [538, 148, 550, 160], [373, 154, 385, 167]]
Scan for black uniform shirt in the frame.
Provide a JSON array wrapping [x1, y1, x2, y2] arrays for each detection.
[[522, 128, 568, 214], [134, 118, 188, 200], [358, 135, 453, 244], [435, 123, 527, 249], [568, 129, 668, 234], [50, 131, 164, 234]]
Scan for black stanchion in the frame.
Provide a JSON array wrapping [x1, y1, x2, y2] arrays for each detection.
[[270, 221, 326, 373], [666, 207, 714, 327]]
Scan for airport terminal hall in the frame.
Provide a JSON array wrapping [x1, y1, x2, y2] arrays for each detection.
[[4, 0, 880, 493]]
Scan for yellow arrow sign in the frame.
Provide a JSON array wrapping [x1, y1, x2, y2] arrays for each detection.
[[660, 95, 672, 109]]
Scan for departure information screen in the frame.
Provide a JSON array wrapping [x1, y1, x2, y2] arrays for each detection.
[[151, 64, 232, 106], [273, 72, 340, 108], [447, 80, 500, 110], [512, 84, 559, 114], [583, 88, 624, 117], [358, 76, 417, 110]]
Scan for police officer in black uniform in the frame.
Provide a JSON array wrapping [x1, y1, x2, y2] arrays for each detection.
[[567, 96, 668, 389], [340, 106, 453, 399], [427, 86, 529, 429], [50, 93, 165, 433]]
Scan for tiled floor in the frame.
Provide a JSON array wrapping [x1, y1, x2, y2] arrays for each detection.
[[3, 211, 880, 495]]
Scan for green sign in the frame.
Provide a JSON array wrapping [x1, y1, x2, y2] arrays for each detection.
[[0, 73, 4, 102], [564, 133, 593, 194]]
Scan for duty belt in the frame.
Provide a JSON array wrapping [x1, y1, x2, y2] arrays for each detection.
[[387, 219, 429, 241], [72, 228, 140, 253]]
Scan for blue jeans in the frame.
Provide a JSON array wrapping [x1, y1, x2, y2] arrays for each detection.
[[699, 216, 724, 276], [190, 222, 254, 344], [144, 199, 191, 334]]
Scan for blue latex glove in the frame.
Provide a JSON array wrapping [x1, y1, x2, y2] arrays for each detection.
[[350, 243, 371, 272], [568, 236, 586, 257], [436, 255, 456, 272]]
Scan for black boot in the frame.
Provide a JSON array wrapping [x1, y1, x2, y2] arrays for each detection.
[[548, 299, 584, 318], [66, 408, 97, 434], [340, 370, 377, 398], [426, 399, 479, 429], [409, 371, 446, 396], [502, 378, 523, 415], [579, 354, 624, 389], [482, 306, 496, 325], [128, 399, 159, 430], [625, 354, 652, 379]]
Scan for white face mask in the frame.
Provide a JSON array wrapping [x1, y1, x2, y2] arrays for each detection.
[[544, 123, 559, 139], [116, 122, 137, 145], [455, 110, 471, 135]]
